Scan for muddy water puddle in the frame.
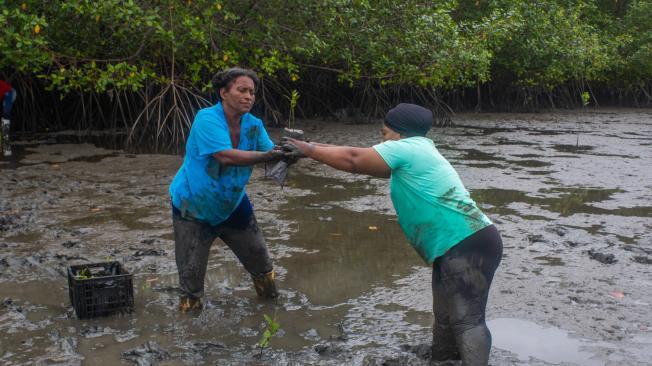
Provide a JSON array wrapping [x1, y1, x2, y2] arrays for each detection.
[[489, 318, 609, 365], [469, 187, 651, 218], [489, 318, 652, 366], [2, 109, 652, 365]]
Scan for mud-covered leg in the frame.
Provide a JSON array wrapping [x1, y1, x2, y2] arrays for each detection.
[[448, 279, 492, 366], [173, 213, 219, 310], [441, 226, 502, 366], [1, 117, 10, 157], [219, 214, 277, 298], [432, 263, 461, 361]]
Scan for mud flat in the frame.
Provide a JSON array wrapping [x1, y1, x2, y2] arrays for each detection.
[[1, 109, 651, 365]]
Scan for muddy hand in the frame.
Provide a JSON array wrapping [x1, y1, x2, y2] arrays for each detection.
[[281, 142, 305, 159], [265, 147, 286, 161], [282, 137, 313, 158]]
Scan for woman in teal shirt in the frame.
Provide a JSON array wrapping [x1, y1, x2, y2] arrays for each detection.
[[285, 103, 503, 366]]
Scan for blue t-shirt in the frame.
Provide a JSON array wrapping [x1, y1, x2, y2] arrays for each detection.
[[169, 102, 274, 225]]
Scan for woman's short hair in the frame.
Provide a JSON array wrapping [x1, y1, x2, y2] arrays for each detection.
[[212, 68, 260, 99]]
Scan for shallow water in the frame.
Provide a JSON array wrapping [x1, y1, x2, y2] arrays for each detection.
[[488, 318, 652, 366], [1, 109, 652, 365], [488, 318, 606, 365]]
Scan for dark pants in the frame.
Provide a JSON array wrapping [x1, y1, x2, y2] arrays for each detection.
[[2, 89, 16, 119], [172, 195, 273, 298], [431, 225, 503, 366]]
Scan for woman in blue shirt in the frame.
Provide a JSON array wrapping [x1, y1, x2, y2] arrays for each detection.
[[169, 68, 284, 312]]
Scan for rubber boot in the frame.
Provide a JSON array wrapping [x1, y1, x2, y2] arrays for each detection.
[[252, 269, 278, 298], [179, 295, 202, 312], [1, 118, 10, 157]]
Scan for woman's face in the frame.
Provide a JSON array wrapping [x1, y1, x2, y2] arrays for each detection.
[[381, 124, 401, 142], [220, 76, 255, 115]]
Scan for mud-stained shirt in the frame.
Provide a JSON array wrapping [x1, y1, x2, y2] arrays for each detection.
[[169, 102, 274, 225], [373, 137, 492, 264]]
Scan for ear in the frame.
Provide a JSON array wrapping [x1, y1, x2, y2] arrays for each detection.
[[219, 87, 226, 100]]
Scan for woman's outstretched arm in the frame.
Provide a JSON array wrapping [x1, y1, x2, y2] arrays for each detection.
[[284, 138, 391, 178]]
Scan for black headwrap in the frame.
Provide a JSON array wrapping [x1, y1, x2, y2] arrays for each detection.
[[384, 103, 433, 137]]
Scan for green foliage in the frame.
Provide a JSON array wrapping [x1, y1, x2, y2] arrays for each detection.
[[313, 1, 493, 88], [0, 0, 638, 93], [615, 0, 652, 85], [1, 0, 651, 134], [258, 313, 280, 355], [0, 2, 49, 71], [484, 2, 610, 89], [3, 0, 650, 92]]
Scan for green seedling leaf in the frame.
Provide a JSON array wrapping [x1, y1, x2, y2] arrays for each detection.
[[258, 312, 281, 356]]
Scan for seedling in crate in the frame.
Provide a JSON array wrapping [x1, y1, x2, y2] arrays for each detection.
[[75, 267, 93, 280], [68, 262, 134, 319]]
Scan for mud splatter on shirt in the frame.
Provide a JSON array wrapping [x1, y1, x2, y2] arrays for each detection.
[[169, 102, 273, 225], [373, 137, 492, 264]]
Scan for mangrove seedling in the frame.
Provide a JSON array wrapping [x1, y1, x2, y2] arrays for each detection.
[[577, 91, 591, 148], [75, 267, 93, 280], [258, 312, 280, 356], [286, 90, 300, 129], [581, 91, 590, 108]]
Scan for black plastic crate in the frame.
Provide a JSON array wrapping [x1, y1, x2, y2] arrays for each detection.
[[67, 261, 134, 319]]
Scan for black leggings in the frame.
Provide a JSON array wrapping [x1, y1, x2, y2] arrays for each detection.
[[431, 224, 503, 366]]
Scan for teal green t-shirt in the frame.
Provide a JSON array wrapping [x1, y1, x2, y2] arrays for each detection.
[[373, 137, 492, 264]]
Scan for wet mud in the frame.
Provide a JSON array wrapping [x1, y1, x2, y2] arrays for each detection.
[[1, 109, 652, 365]]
